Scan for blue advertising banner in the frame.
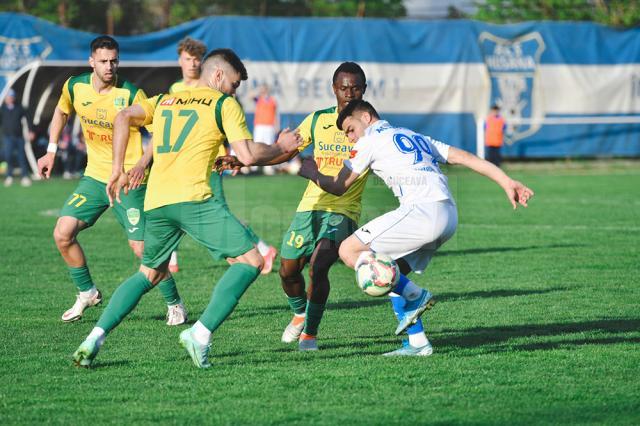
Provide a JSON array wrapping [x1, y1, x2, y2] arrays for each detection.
[[1, 13, 639, 157]]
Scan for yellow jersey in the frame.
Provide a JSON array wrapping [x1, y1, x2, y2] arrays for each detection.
[[296, 106, 369, 222], [57, 72, 146, 183], [169, 79, 189, 94], [138, 87, 252, 211], [170, 79, 227, 158]]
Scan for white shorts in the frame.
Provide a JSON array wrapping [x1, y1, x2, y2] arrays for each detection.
[[354, 200, 458, 273], [253, 124, 277, 145]]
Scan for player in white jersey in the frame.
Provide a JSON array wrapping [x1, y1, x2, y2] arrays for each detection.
[[298, 100, 534, 355]]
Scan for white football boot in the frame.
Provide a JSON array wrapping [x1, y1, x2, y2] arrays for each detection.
[[281, 314, 305, 343], [61, 289, 103, 322], [166, 302, 188, 326]]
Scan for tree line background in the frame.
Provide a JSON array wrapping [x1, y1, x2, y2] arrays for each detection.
[[0, 0, 638, 34]]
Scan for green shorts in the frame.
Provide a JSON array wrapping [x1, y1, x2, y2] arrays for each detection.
[[59, 176, 146, 241], [210, 172, 227, 206], [280, 211, 357, 260], [208, 172, 260, 245], [142, 197, 255, 268]]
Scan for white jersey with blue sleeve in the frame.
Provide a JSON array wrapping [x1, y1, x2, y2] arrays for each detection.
[[345, 120, 453, 205]]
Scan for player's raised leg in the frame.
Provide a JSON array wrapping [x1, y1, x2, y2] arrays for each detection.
[[73, 264, 166, 367], [73, 201, 186, 367], [383, 258, 433, 356], [340, 234, 435, 337]]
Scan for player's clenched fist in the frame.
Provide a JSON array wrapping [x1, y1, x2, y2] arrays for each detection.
[[276, 128, 302, 153]]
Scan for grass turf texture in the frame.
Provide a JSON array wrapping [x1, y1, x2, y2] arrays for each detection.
[[1, 162, 639, 424]]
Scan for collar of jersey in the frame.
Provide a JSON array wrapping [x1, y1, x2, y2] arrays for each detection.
[[365, 120, 391, 136]]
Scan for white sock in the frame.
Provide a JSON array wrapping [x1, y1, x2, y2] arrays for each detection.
[[408, 332, 428, 348], [192, 321, 212, 345], [87, 327, 106, 348], [401, 281, 423, 301], [169, 251, 178, 265], [256, 240, 270, 256], [80, 286, 98, 299]]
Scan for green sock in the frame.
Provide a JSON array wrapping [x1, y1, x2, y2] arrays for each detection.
[[199, 263, 260, 332], [244, 224, 261, 245], [96, 272, 154, 333], [303, 301, 325, 336], [287, 296, 307, 315], [157, 276, 181, 306], [69, 265, 94, 292]]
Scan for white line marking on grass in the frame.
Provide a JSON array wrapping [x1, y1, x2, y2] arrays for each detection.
[[39, 209, 60, 217]]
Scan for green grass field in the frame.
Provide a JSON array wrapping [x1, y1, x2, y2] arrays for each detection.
[[1, 161, 639, 424]]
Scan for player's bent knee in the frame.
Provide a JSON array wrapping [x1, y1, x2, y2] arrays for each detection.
[[279, 259, 301, 281], [338, 239, 363, 269], [139, 265, 164, 285], [53, 217, 79, 247], [232, 248, 264, 271]]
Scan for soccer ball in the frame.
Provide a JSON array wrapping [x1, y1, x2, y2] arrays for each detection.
[[355, 251, 399, 297]]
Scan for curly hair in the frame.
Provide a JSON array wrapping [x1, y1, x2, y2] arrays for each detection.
[[177, 37, 207, 59]]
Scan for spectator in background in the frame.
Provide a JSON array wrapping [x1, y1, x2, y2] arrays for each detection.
[[253, 84, 278, 175], [484, 105, 506, 167], [1, 89, 31, 186]]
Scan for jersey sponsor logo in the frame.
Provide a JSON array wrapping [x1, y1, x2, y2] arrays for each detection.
[[160, 98, 176, 106], [126, 208, 141, 225], [317, 141, 351, 153], [114, 97, 126, 111], [172, 97, 213, 106], [316, 156, 344, 168], [81, 101, 92, 107], [323, 124, 334, 129], [80, 115, 113, 129], [86, 130, 112, 142], [479, 31, 545, 144]]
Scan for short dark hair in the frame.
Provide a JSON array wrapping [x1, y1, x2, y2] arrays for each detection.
[[337, 100, 380, 130], [332, 62, 366, 85], [177, 37, 207, 59], [90, 35, 119, 53], [204, 48, 248, 81], [491, 104, 500, 111]]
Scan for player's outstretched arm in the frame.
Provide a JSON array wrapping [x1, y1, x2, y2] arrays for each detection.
[[108, 105, 147, 205], [230, 128, 301, 166], [298, 158, 360, 196], [37, 107, 68, 179], [447, 146, 534, 209]]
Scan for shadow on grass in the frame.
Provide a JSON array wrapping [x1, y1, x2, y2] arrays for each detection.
[[226, 286, 569, 321], [436, 318, 640, 353], [244, 318, 640, 360], [86, 359, 131, 369]]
